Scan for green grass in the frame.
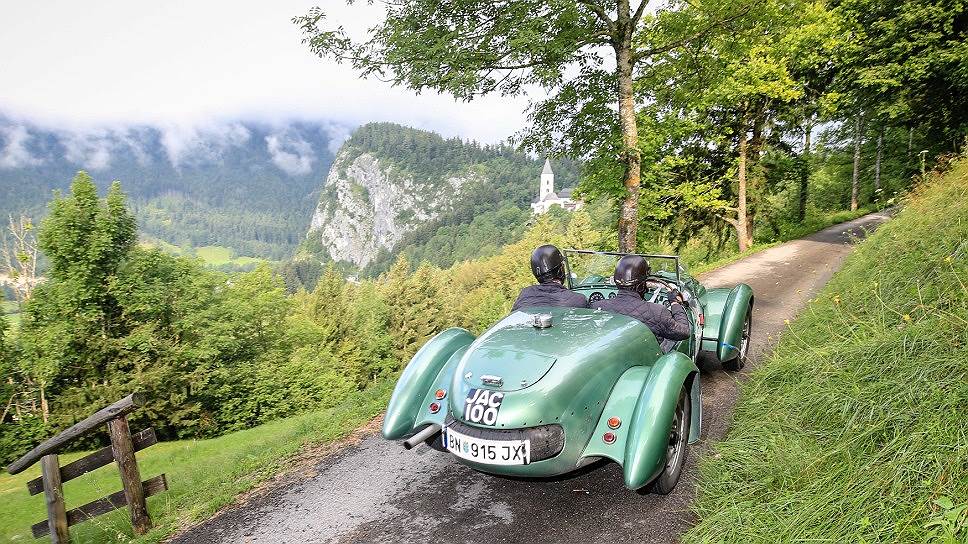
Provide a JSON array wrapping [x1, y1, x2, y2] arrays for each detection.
[[140, 239, 268, 269], [0, 380, 393, 543], [684, 161, 968, 543], [194, 246, 265, 267]]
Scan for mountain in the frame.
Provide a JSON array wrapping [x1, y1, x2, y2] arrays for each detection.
[[0, 117, 348, 260], [304, 122, 580, 274]]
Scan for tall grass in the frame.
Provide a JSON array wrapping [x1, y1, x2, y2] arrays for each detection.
[[684, 161, 968, 543]]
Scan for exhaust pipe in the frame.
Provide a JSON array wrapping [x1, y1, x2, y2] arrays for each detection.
[[403, 424, 442, 450]]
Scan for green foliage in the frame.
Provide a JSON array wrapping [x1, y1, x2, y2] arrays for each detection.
[[831, 0, 968, 147], [684, 160, 968, 543]]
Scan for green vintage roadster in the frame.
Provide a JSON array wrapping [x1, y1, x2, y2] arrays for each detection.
[[382, 250, 753, 493]]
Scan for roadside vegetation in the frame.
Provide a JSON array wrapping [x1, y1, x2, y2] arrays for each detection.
[[685, 160, 968, 543], [0, 170, 883, 542]]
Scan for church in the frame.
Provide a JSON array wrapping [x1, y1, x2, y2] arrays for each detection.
[[530, 159, 582, 214]]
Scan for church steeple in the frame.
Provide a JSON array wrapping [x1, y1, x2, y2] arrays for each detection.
[[540, 158, 555, 200]]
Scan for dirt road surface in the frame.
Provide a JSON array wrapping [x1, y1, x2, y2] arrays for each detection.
[[171, 211, 892, 544]]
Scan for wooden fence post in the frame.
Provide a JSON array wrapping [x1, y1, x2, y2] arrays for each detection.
[[107, 417, 152, 535], [40, 454, 70, 543]]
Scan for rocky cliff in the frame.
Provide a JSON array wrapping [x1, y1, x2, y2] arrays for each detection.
[[307, 149, 474, 267], [304, 122, 580, 273]]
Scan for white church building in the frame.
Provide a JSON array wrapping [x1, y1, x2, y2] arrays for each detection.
[[530, 159, 582, 214]]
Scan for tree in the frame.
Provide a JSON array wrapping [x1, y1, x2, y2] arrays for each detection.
[[632, 0, 838, 251], [1, 214, 41, 305], [830, 0, 967, 167], [18, 172, 137, 423], [296, 0, 748, 252]]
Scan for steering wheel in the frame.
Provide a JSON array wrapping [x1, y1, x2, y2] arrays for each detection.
[[645, 277, 679, 305]]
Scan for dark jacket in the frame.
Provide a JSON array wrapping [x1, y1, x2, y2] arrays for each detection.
[[591, 289, 690, 351], [511, 282, 588, 312]]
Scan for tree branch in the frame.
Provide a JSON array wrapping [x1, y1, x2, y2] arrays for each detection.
[[577, 0, 618, 37], [631, 5, 752, 63]]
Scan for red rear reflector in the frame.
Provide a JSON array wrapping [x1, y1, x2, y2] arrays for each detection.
[[607, 416, 621, 429], [699, 314, 705, 326], [429, 402, 440, 414], [434, 389, 446, 400], [603, 432, 616, 444]]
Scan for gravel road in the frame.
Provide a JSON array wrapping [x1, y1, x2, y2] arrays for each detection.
[[171, 211, 892, 544]]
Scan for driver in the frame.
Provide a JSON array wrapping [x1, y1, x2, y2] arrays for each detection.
[[511, 245, 588, 311], [591, 255, 690, 352]]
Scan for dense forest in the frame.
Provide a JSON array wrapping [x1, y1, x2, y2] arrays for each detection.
[[0, 119, 339, 260]]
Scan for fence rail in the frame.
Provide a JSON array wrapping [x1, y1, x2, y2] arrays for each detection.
[[6, 392, 169, 543]]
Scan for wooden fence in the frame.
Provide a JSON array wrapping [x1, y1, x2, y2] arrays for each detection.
[[6, 393, 169, 543]]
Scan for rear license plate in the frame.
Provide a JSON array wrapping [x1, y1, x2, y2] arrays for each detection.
[[444, 427, 530, 465]]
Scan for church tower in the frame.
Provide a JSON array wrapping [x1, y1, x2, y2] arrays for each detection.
[[540, 158, 555, 200]]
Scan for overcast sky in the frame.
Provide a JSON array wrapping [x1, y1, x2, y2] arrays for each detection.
[[0, 1, 534, 143]]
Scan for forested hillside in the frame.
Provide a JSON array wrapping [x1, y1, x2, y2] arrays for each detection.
[[0, 117, 343, 260], [302, 122, 580, 278]]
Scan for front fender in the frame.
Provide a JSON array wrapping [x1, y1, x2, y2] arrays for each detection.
[[717, 284, 753, 361], [382, 328, 476, 439], [579, 351, 699, 490]]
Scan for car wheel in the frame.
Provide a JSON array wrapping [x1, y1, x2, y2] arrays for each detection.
[[722, 306, 752, 372], [650, 386, 691, 495]]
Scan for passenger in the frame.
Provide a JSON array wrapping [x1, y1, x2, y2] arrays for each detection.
[[592, 255, 690, 352], [511, 245, 588, 312]]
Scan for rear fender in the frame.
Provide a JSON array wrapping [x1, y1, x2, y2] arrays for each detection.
[[716, 284, 753, 361], [579, 352, 699, 490], [382, 328, 476, 439]]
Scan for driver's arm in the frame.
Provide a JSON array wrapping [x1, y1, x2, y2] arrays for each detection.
[[651, 303, 691, 341]]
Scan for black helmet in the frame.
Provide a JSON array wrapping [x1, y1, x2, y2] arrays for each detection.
[[530, 244, 566, 283], [614, 255, 651, 295]]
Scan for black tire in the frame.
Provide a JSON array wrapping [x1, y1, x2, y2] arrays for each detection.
[[650, 386, 691, 495], [722, 306, 752, 372]]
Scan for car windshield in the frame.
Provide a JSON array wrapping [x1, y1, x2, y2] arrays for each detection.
[[563, 250, 682, 288]]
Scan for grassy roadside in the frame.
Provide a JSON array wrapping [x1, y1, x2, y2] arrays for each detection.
[[684, 161, 968, 543], [0, 381, 393, 543]]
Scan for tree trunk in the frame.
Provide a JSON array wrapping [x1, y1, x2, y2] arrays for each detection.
[[736, 116, 751, 252], [40, 382, 49, 424], [874, 128, 883, 197], [851, 113, 863, 211], [798, 122, 812, 222], [614, 2, 640, 253]]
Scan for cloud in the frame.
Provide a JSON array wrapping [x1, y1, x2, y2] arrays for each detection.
[[0, 1, 532, 145], [0, 125, 43, 169], [160, 122, 251, 167], [266, 130, 316, 175], [323, 123, 352, 155], [61, 130, 115, 170]]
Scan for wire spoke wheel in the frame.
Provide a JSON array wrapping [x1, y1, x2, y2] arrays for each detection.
[[723, 306, 752, 372], [649, 386, 691, 495]]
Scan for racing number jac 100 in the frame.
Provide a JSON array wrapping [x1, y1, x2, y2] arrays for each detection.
[[382, 250, 754, 493]]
